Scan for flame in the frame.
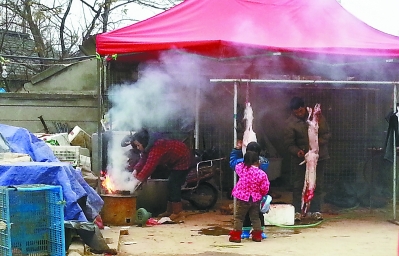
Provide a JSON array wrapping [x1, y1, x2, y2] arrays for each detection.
[[101, 172, 116, 193]]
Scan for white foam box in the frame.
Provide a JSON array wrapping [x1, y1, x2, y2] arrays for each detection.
[[68, 126, 92, 152], [0, 153, 32, 163], [263, 204, 295, 226], [79, 155, 91, 171], [37, 133, 70, 146]]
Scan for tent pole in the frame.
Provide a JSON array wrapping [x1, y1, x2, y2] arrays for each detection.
[[393, 84, 397, 220], [96, 57, 103, 192], [195, 86, 200, 150], [233, 81, 238, 219]]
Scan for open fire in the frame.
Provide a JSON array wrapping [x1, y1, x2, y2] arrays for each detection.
[[101, 170, 117, 194], [101, 170, 132, 195]]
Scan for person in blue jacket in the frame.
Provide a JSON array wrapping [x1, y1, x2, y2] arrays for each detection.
[[230, 140, 269, 239]]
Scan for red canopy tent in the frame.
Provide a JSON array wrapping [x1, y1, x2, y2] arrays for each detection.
[[96, 0, 399, 219], [96, 0, 399, 59], [96, 0, 399, 79]]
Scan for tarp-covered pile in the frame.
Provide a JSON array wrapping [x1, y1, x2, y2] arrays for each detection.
[[0, 124, 103, 222]]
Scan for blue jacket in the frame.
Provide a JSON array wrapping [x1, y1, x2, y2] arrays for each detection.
[[229, 148, 269, 173]]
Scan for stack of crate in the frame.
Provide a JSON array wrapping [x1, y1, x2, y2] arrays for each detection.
[[0, 184, 65, 256], [49, 145, 81, 167]]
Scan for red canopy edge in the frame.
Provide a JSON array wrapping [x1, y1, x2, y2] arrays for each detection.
[[96, 0, 399, 59]]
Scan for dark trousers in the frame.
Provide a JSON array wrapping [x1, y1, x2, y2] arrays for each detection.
[[168, 169, 190, 202], [292, 159, 326, 213], [243, 211, 265, 227], [234, 199, 262, 231]]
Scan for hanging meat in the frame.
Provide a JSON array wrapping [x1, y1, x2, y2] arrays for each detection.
[[242, 102, 257, 155], [300, 103, 321, 216]]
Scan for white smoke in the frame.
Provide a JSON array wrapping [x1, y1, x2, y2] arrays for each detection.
[[104, 51, 207, 191]]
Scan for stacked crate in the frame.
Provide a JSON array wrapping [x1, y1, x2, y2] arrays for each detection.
[[49, 145, 81, 167], [0, 184, 65, 256]]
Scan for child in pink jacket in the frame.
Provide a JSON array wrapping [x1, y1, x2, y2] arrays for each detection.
[[229, 151, 270, 243]]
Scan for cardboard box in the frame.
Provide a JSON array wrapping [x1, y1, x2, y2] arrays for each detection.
[[68, 126, 92, 152]]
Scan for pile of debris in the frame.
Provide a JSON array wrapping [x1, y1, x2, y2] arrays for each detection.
[[36, 126, 98, 188]]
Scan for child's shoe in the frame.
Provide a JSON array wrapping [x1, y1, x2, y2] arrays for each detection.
[[229, 230, 242, 243], [241, 227, 251, 239], [261, 226, 267, 239], [251, 230, 263, 242]]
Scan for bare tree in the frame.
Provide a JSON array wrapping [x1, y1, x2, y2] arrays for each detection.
[[0, 0, 180, 89], [1, 0, 181, 59], [79, 0, 180, 41]]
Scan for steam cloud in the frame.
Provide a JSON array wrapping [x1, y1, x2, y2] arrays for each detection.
[[104, 52, 209, 192]]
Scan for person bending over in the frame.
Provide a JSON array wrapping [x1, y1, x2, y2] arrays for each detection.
[[129, 128, 195, 221]]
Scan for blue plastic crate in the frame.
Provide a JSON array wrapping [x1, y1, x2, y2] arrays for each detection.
[[0, 184, 65, 256]]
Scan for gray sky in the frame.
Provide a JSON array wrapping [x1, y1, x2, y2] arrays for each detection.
[[340, 0, 399, 36]]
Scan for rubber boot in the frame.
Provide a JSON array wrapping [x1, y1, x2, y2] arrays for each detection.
[[157, 201, 173, 218], [229, 230, 242, 243], [169, 202, 185, 222], [261, 226, 267, 239], [241, 227, 251, 239], [251, 230, 263, 242]]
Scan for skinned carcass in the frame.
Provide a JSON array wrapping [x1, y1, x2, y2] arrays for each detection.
[[242, 102, 257, 155], [300, 103, 321, 216]]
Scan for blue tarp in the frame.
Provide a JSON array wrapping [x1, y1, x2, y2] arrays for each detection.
[[0, 124, 103, 222]]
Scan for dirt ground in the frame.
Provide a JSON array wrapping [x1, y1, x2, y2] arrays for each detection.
[[101, 199, 398, 256]]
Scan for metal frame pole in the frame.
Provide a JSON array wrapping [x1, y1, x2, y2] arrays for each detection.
[[96, 57, 104, 192], [210, 79, 399, 85], [233, 81, 238, 219], [195, 86, 200, 150], [393, 84, 397, 220]]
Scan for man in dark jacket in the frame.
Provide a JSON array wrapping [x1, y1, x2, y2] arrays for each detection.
[[283, 97, 331, 221], [130, 128, 195, 221]]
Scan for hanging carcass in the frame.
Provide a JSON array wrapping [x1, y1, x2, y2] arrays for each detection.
[[242, 102, 257, 155], [300, 103, 321, 216]]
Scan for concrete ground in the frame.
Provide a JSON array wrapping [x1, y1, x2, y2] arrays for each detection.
[[67, 189, 399, 256]]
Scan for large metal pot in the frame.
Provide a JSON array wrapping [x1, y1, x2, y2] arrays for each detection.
[[135, 179, 169, 216]]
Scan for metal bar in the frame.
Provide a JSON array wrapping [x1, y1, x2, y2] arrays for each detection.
[[1, 54, 95, 62], [255, 85, 380, 90], [181, 158, 225, 191], [195, 86, 200, 150], [233, 81, 238, 219], [394, 84, 397, 220], [210, 79, 399, 85], [96, 57, 104, 194], [37, 115, 50, 134]]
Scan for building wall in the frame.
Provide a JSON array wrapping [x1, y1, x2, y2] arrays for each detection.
[[0, 92, 99, 135], [23, 58, 97, 92], [0, 58, 100, 135]]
